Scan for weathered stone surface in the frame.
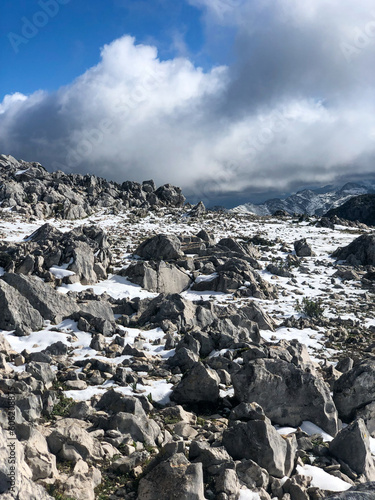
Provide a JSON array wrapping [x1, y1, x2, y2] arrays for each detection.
[[3, 272, 78, 323], [232, 359, 338, 435], [47, 418, 104, 462], [137, 453, 205, 500], [329, 419, 375, 481], [294, 238, 314, 257], [125, 260, 192, 293], [332, 234, 375, 266], [0, 280, 44, 336], [0, 426, 53, 499], [223, 409, 297, 478], [333, 360, 375, 421], [326, 482, 375, 499], [171, 362, 220, 404], [135, 234, 184, 261]]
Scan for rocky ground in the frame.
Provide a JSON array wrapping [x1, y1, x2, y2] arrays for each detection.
[[1, 156, 375, 500]]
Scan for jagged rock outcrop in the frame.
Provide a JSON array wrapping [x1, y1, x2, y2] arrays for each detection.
[[0, 154, 185, 219], [325, 194, 375, 226], [332, 234, 375, 266], [232, 358, 339, 435], [124, 260, 192, 293]]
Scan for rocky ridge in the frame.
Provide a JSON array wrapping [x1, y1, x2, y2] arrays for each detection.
[[1, 155, 375, 499]]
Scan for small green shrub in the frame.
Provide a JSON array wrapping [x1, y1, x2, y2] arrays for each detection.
[[295, 297, 324, 319]]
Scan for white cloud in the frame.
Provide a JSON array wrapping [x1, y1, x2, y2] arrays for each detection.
[[1, 1, 375, 205]]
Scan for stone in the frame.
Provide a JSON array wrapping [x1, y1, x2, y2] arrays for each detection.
[[326, 482, 375, 499], [189, 441, 232, 468], [0, 280, 44, 335], [223, 418, 296, 478], [23, 429, 58, 481], [232, 359, 338, 435], [26, 362, 55, 388], [125, 260, 192, 293], [135, 234, 184, 261], [137, 453, 205, 500], [47, 418, 103, 462], [332, 234, 375, 266], [333, 360, 375, 421], [329, 419, 375, 481], [294, 238, 314, 257], [2, 272, 78, 323], [0, 426, 53, 499], [171, 362, 221, 404]]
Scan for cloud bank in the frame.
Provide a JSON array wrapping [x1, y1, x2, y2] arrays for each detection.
[[1, 0, 375, 204]]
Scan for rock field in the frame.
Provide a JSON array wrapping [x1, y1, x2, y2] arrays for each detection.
[[1, 155, 375, 499]]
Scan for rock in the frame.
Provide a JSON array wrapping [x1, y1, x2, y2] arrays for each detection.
[[125, 260, 192, 293], [294, 238, 314, 257], [329, 419, 375, 481], [0, 280, 44, 335], [215, 469, 240, 499], [223, 412, 297, 478], [333, 360, 375, 421], [189, 201, 206, 217], [189, 441, 232, 468], [107, 412, 161, 446], [135, 234, 184, 261], [171, 362, 221, 405], [0, 426, 53, 499], [26, 362, 55, 388], [154, 184, 185, 207], [47, 418, 103, 462], [332, 234, 375, 266], [266, 263, 294, 278], [61, 466, 101, 500], [326, 482, 375, 499], [23, 429, 58, 480], [235, 459, 269, 490], [2, 273, 78, 324], [232, 359, 338, 435], [137, 453, 205, 500], [325, 194, 375, 227]]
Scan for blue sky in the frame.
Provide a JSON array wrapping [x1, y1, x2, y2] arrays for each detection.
[[1, 0, 375, 207], [1, 0, 213, 96]]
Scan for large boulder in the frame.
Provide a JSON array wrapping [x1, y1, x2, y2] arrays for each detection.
[[232, 358, 338, 435], [0, 280, 44, 335], [294, 238, 314, 257], [137, 453, 205, 500], [223, 413, 297, 478], [333, 360, 375, 422], [332, 234, 375, 266], [171, 362, 221, 405], [125, 260, 192, 293], [0, 426, 53, 499], [327, 483, 375, 499], [135, 234, 184, 261], [329, 419, 375, 481], [2, 272, 78, 323], [47, 418, 104, 462]]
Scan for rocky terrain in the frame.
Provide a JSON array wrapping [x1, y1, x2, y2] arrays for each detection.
[[232, 183, 375, 217], [325, 194, 375, 227], [1, 155, 375, 500]]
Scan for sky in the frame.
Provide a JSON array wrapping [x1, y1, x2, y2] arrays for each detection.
[[1, 0, 375, 207]]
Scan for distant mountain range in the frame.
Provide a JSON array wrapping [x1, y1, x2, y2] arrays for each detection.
[[231, 182, 375, 216]]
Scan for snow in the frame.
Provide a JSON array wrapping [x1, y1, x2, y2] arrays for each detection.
[[64, 379, 173, 405], [49, 265, 76, 279], [57, 274, 157, 300], [238, 491, 261, 500], [275, 421, 334, 443], [15, 168, 30, 175], [296, 464, 351, 491]]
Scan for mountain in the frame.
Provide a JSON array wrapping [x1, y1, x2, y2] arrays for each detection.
[[231, 182, 375, 216], [325, 193, 375, 226]]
